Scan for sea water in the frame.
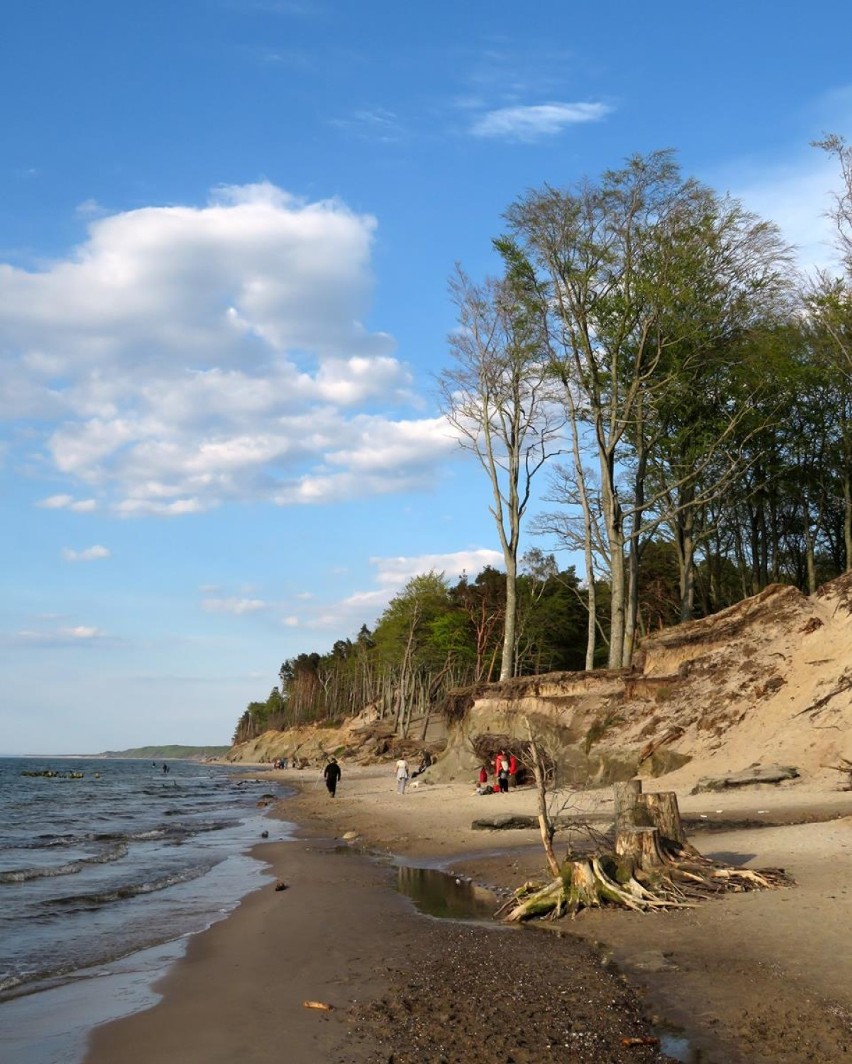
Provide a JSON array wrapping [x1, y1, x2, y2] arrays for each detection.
[[0, 756, 292, 1062]]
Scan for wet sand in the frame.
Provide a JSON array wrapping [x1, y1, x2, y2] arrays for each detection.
[[85, 765, 852, 1063]]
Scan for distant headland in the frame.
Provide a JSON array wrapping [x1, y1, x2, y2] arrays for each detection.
[[93, 745, 231, 760]]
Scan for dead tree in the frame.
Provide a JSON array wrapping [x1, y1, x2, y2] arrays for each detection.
[[499, 777, 792, 921], [526, 728, 560, 877]]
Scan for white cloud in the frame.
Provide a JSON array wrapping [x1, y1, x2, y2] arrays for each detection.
[[471, 102, 611, 141], [63, 625, 102, 639], [331, 108, 405, 143], [201, 596, 268, 615], [38, 494, 75, 509], [13, 623, 107, 646], [61, 544, 110, 562], [369, 549, 504, 588], [1, 183, 452, 514], [37, 494, 98, 512], [75, 198, 106, 218], [726, 153, 844, 276], [275, 548, 504, 638]]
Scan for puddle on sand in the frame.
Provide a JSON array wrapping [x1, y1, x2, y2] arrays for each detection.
[[397, 869, 709, 1060], [658, 1028, 706, 1062], [395, 866, 499, 921]]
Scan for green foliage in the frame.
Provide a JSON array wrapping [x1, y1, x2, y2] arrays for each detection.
[[232, 145, 852, 743]]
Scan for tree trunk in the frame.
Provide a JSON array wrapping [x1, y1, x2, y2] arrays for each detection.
[[637, 791, 687, 846], [528, 732, 560, 877], [615, 826, 666, 870], [500, 551, 518, 680], [606, 508, 626, 668], [571, 411, 598, 671], [677, 506, 696, 622], [613, 779, 643, 832], [844, 456, 852, 571]]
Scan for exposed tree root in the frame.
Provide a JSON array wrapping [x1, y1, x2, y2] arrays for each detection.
[[498, 782, 794, 923], [499, 844, 792, 922]]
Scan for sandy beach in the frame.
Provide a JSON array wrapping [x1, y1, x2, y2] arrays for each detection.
[[85, 763, 852, 1063]]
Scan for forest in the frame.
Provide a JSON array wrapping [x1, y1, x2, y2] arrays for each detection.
[[233, 139, 852, 746]]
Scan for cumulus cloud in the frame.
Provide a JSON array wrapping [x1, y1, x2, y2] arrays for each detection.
[[61, 545, 111, 562], [471, 102, 611, 141], [1, 183, 451, 514]]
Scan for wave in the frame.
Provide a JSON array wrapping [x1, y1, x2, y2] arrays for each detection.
[[0, 842, 129, 884], [47, 864, 211, 909]]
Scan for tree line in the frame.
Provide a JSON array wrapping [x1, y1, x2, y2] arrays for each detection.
[[234, 139, 852, 744]]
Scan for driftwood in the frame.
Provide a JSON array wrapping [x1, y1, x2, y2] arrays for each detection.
[[498, 778, 792, 922], [638, 726, 684, 763], [824, 757, 852, 790], [691, 764, 799, 793], [793, 669, 852, 718]]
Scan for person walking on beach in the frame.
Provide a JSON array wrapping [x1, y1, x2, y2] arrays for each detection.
[[395, 757, 410, 794], [323, 757, 341, 797]]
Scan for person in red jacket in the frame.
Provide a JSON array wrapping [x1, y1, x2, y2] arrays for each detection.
[[508, 753, 518, 787]]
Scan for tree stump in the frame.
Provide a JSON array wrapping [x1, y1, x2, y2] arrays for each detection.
[[637, 790, 686, 846], [613, 778, 643, 832], [615, 826, 667, 870], [498, 777, 794, 922]]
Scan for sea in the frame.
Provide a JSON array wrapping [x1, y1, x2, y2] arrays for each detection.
[[0, 755, 292, 1064]]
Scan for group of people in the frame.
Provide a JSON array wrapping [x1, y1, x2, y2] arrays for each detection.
[[322, 749, 434, 798], [475, 750, 518, 794]]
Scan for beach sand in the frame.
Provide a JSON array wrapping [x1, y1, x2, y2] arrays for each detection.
[[85, 764, 852, 1063]]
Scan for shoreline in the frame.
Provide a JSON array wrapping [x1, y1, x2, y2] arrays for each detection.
[[83, 764, 852, 1063]]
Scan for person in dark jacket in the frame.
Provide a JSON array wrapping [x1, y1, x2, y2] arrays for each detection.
[[323, 757, 341, 797]]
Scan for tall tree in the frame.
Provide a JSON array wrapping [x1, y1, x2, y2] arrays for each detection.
[[438, 265, 565, 680], [505, 150, 792, 665]]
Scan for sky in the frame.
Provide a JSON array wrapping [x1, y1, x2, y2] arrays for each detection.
[[1, 0, 851, 754]]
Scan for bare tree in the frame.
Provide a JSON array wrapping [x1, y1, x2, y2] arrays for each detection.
[[438, 265, 565, 680], [814, 134, 852, 274]]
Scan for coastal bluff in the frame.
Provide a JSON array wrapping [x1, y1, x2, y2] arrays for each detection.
[[227, 572, 852, 794]]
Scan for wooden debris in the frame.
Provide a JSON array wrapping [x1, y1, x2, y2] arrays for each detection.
[[621, 1035, 660, 1047], [500, 780, 793, 922], [638, 727, 684, 764], [303, 1000, 333, 1011], [823, 757, 852, 790]]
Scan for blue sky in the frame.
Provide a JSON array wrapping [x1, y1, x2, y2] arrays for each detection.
[[2, 0, 850, 754]]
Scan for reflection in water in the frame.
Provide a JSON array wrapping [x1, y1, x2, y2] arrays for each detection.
[[396, 866, 498, 921], [397, 868, 707, 1060], [659, 1030, 705, 1062]]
